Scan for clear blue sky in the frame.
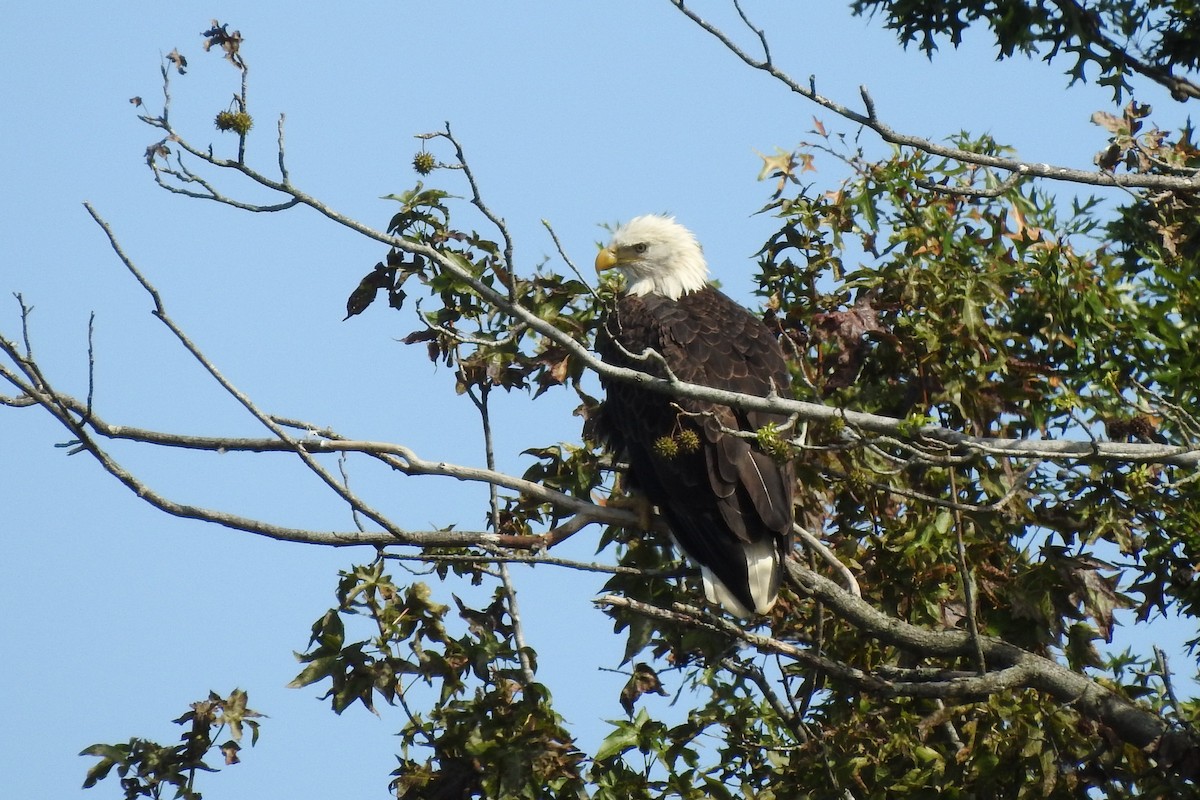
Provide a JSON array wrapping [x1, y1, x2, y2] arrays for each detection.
[[2, 3, 1188, 798]]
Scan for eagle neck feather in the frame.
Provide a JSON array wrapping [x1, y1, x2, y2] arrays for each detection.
[[626, 269, 707, 301]]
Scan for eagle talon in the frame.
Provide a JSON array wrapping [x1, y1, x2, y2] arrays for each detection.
[[605, 491, 657, 532]]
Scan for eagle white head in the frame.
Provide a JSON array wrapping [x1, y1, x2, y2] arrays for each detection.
[[595, 214, 709, 300]]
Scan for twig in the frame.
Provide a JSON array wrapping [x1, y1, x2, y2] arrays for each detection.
[[83, 202, 421, 539], [467, 380, 536, 684], [793, 524, 860, 598], [236, 56, 249, 164], [385, 550, 672, 576], [732, 0, 771, 66], [435, 124, 515, 292], [916, 171, 1023, 199], [542, 219, 602, 304], [720, 656, 805, 741], [949, 470, 987, 674], [1154, 646, 1183, 721], [337, 453, 367, 533], [276, 113, 290, 185], [84, 312, 96, 424]]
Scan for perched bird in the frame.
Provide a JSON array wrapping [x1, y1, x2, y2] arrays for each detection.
[[594, 214, 794, 616]]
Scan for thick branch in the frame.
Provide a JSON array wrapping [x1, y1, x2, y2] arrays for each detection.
[[601, 570, 1200, 781], [0, 381, 640, 531], [781, 560, 1200, 781]]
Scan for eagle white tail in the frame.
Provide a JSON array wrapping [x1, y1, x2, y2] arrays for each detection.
[[700, 537, 781, 617]]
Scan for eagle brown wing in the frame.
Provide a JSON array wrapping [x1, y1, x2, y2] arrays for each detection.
[[595, 286, 794, 614]]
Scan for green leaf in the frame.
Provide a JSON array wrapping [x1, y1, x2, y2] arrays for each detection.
[[287, 655, 340, 688], [594, 721, 641, 762]]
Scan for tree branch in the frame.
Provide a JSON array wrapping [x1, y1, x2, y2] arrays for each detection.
[[600, 569, 1200, 782], [1046, 0, 1200, 102], [83, 203, 415, 538], [669, 0, 1200, 192], [134, 110, 1200, 472], [781, 560, 1200, 781]]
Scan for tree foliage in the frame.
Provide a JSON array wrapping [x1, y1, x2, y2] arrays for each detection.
[[5, 4, 1200, 799], [79, 690, 261, 800], [851, 0, 1200, 101]]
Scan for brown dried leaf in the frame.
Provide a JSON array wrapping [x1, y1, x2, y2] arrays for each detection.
[[401, 328, 439, 346], [165, 48, 188, 75], [619, 662, 668, 716], [201, 20, 245, 68], [220, 740, 241, 766], [1090, 110, 1123, 134], [810, 294, 891, 389], [1060, 556, 1133, 642], [343, 265, 393, 320]]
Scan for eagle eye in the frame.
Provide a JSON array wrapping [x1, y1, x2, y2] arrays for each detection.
[[633, 242, 649, 254]]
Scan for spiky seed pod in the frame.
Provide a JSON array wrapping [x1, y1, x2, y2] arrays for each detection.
[[652, 436, 679, 459], [231, 112, 253, 135], [412, 151, 436, 175], [675, 429, 700, 453], [214, 110, 253, 136], [755, 424, 791, 462], [846, 469, 871, 493]]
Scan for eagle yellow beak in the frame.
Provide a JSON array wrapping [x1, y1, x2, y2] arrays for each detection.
[[595, 246, 618, 273]]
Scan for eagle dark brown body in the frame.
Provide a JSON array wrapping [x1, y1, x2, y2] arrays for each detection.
[[596, 284, 795, 616]]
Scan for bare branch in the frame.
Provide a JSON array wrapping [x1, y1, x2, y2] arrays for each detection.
[[276, 113, 290, 185], [916, 171, 1024, 198], [542, 218, 602, 305], [669, 0, 1200, 193], [83, 202, 409, 538], [432, 123, 515, 289], [385, 550, 670, 576], [467, 381, 537, 684], [720, 656, 802, 739], [0, 373, 644, 535], [949, 470, 987, 674]]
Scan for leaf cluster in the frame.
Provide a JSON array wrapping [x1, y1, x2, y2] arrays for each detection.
[[590, 654, 867, 799], [80, 690, 261, 800], [850, 0, 1200, 101], [740, 120, 1200, 795], [345, 181, 603, 401], [289, 561, 588, 798]]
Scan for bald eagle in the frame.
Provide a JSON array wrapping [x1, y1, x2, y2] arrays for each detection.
[[594, 215, 794, 616]]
